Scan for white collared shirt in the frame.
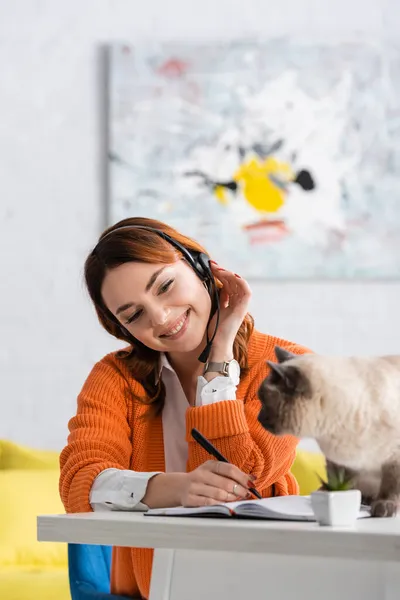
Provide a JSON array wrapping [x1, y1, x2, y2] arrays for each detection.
[[89, 355, 238, 511]]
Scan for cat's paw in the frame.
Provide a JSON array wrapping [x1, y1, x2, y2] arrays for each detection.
[[370, 499, 398, 518]]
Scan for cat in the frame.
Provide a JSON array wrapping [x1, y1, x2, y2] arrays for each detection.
[[257, 346, 400, 518]]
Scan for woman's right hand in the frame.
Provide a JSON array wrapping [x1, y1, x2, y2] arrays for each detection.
[[179, 460, 254, 507]]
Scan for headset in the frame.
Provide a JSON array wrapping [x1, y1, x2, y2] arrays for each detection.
[[93, 225, 220, 363]]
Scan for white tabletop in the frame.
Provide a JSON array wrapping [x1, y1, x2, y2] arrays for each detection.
[[37, 511, 400, 563]]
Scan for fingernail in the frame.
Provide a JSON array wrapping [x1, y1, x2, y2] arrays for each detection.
[[210, 260, 218, 265], [234, 273, 241, 278], [248, 479, 255, 488], [246, 492, 252, 499], [249, 474, 257, 482]]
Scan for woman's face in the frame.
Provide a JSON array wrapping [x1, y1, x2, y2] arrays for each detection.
[[101, 259, 211, 353]]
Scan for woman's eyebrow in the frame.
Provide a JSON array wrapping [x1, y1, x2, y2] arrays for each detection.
[[145, 266, 166, 292]]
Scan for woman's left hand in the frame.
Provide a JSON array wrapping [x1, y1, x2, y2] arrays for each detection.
[[209, 261, 252, 355]]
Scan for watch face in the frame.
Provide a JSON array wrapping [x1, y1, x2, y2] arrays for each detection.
[[228, 359, 240, 385]]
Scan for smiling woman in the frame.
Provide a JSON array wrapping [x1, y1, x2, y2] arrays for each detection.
[[101, 260, 210, 354], [59, 216, 312, 600]]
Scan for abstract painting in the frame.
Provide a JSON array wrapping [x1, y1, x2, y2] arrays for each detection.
[[108, 40, 400, 278]]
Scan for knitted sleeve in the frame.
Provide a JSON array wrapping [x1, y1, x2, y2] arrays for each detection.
[[59, 356, 133, 513], [185, 339, 311, 497]]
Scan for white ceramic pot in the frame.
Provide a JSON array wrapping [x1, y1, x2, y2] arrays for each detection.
[[310, 489, 362, 526]]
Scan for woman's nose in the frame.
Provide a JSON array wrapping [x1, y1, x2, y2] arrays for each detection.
[[148, 304, 170, 327]]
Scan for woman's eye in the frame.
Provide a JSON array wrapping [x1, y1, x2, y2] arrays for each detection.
[[124, 280, 173, 325], [158, 279, 174, 294], [126, 309, 142, 325]]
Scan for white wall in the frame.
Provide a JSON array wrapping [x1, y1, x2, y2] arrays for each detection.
[[0, 0, 399, 450]]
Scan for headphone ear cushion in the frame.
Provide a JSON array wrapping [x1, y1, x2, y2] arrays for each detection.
[[195, 252, 212, 280]]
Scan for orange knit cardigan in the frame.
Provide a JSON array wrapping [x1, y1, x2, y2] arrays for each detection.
[[59, 330, 309, 599]]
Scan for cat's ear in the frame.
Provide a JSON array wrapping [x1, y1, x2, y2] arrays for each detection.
[[266, 361, 308, 394], [274, 346, 297, 363], [266, 361, 287, 383]]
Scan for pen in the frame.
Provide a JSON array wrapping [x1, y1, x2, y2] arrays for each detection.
[[191, 427, 262, 500]]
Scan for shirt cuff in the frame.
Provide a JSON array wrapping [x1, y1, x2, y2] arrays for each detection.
[[196, 375, 237, 406], [89, 468, 162, 512]]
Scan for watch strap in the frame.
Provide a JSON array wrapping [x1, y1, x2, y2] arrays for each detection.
[[203, 361, 229, 376]]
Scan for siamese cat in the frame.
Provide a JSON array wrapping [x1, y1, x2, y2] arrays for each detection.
[[257, 346, 400, 517]]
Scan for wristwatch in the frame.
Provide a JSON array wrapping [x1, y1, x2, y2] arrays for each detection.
[[203, 359, 240, 385]]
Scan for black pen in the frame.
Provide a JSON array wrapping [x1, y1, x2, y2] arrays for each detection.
[[191, 427, 262, 500]]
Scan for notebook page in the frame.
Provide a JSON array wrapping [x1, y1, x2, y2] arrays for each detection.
[[225, 495, 315, 519], [224, 495, 371, 520], [145, 504, 231, 517]]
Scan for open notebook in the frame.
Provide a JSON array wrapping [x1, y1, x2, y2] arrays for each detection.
[[144, 495, 371, 521]]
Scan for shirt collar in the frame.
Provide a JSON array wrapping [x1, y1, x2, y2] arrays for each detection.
[[155, 353, 175, 384]]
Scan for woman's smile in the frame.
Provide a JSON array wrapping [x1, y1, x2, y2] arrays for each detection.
[[159, 309, 190, 340]]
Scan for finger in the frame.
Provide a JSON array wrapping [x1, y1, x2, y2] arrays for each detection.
[[219, 286, 230, 309], [197, 471, 249, 499], [210, 262, 251, 297], [215, 268, 239, 298], [231, 272, 252, 301], [209, 460, 254, 490], [199, 461, 251, 495], [211, 263, 253, 310], [216, 268, 252, 305], [226, 277, 251, 311], [210, 263, 234, 306], [209, 260, 222, 273], [184, 494, 224, 507], [200, 496, 227, 507], [190, 482, 242, 504], [210, 261, 238, 291]]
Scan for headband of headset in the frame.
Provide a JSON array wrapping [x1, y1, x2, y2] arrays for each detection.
[[95, 224, 212, 283]]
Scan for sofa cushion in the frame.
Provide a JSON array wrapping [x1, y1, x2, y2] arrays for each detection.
[[0, 566, 70, 600], [0, 440, 59, 470], [291, 449, 326, 495], [0, 469, 67, 566]]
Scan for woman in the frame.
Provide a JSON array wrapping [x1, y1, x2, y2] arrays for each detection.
[[59, 216, 310, 599]]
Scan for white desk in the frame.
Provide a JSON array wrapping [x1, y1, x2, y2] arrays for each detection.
[[37, 512, 400, 600]]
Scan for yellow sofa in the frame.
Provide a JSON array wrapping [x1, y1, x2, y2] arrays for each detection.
[[0, 439, 326, 600], [291, 448, 326, 495], [0, 440, 70, 600]]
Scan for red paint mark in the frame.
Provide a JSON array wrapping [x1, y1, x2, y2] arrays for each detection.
[[157, 58, 189, 77], [243, 219, 286, 232], [243, 219, 289, 245]]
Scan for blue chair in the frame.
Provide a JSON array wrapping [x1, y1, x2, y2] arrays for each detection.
[[68, 543, 132, 599]]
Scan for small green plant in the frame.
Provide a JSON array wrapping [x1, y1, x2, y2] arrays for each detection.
[[317, 463, 355, 492]]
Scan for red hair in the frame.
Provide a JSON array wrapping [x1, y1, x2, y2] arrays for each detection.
[[84, 216, 254, 416]]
